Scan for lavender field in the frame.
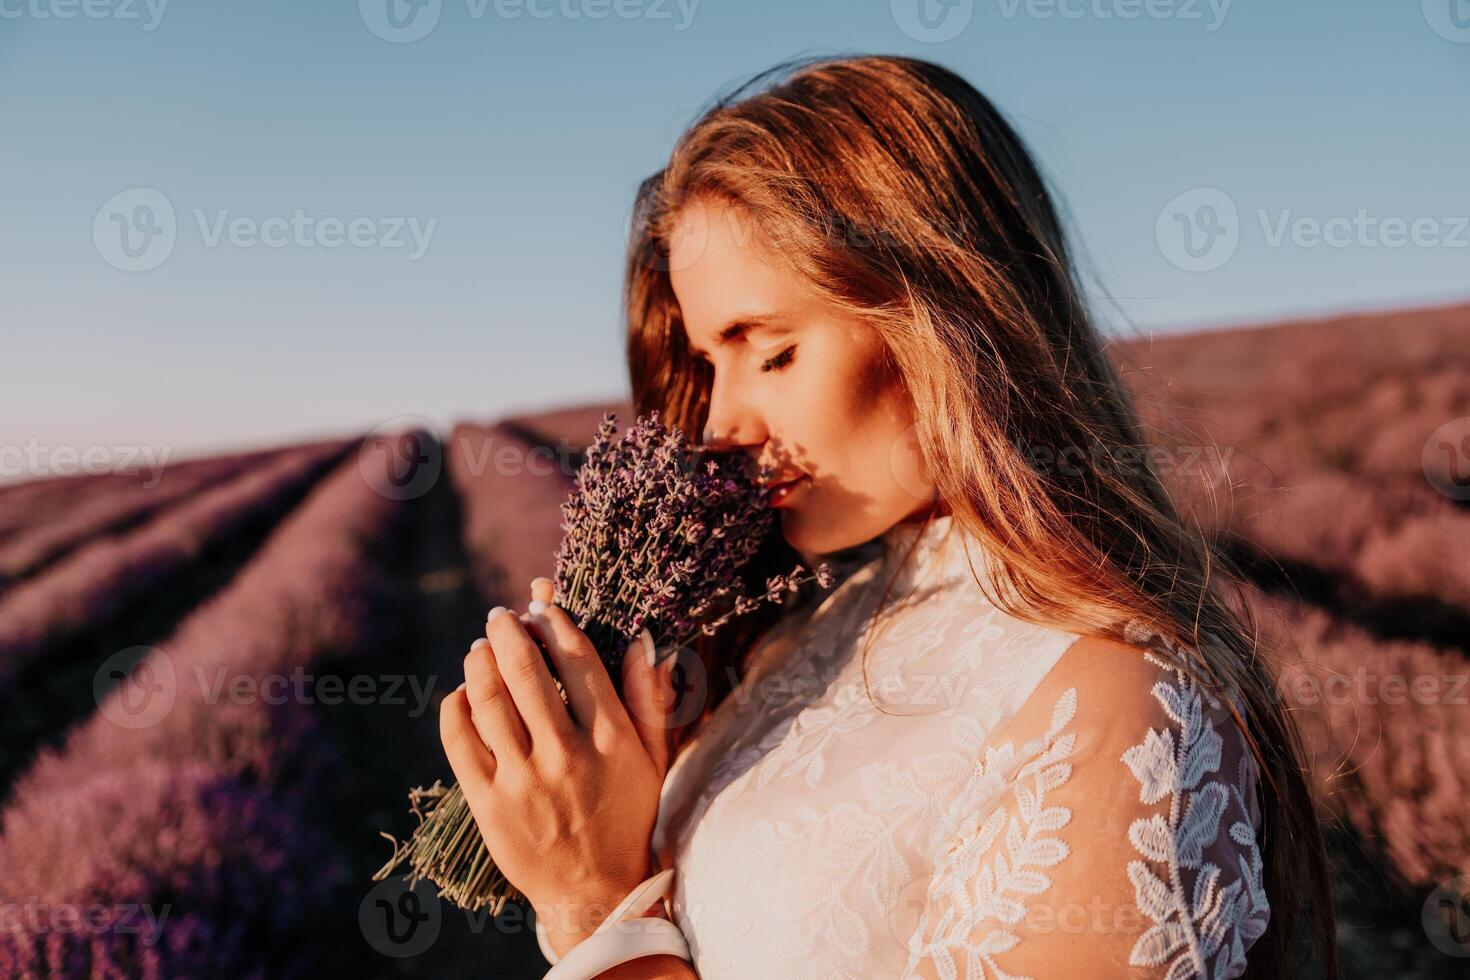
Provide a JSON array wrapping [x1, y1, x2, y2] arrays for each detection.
[[1, 302, 1468, 977]]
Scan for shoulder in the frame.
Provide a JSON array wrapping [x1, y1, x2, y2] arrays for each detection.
[[991, 621, 1266, 864], [908, 618, 1272, 979], [995, 620, 1245, 772]]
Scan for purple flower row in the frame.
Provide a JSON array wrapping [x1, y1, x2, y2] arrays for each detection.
[[0, 445, 304, 589], [0, 474, 136, 544], [0, 442, 349, 688], [0, 443, 411, 976]]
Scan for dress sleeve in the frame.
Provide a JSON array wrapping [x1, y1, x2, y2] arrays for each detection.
[[901, 620, 1270, 980]]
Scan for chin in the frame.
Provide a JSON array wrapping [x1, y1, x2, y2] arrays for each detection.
[[776, 506, 855, 559], [775, 508, 822, 556]]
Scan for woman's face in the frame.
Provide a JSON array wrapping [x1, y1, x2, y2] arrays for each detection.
[[667, 198, 939, 556]]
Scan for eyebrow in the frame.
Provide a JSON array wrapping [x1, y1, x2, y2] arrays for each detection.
[[686, 313, 786, 358]]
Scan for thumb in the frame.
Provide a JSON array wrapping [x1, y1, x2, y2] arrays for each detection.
[[622, 628, 675, 776]]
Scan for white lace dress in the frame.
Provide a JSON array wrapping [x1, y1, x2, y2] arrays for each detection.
[[649, 513, 1269, 979]]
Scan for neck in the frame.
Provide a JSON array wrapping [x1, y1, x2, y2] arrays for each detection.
[[894, 500, 949, 526]]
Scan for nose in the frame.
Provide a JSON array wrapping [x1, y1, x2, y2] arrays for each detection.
[[700, 372, 766, 454]]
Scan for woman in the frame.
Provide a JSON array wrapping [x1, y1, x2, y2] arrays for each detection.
[[440, 55, 1337, 978]]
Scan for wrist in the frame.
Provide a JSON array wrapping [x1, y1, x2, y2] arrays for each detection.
[[537, 869, 690, 978], [539, 883, 667, 958], [548, 916, 691, 980]]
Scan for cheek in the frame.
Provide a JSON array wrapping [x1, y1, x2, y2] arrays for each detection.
[[795, 347, 913, 482]]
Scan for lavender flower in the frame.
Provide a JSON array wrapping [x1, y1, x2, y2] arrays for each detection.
[[375, 410, 832, 912], [550, 411, 829, 683]]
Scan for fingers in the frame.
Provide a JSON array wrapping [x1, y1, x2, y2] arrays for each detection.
[[463, 637, 532, 761], [530, 576, 553, 605], [439, 687, 498, 794], [485, 606, 579, 745], [521, 601, 629, 745], [621, 629, 676, 777]]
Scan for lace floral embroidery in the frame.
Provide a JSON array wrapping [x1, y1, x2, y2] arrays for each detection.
[[904, 688, 1079, 980], [1119, 620, 1270, 979]]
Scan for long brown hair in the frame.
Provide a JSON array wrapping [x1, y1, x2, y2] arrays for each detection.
[[623, 54, 1336, 977]]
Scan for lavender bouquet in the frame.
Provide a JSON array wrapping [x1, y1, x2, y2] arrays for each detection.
[[374, 410, 832, 913]]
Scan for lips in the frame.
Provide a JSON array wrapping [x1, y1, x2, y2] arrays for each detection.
[[766, 475, 810, 508]]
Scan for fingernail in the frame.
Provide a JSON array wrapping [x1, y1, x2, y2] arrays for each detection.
[[455, 680, 466, 691], [487, 606, 507, 623], [470, 637, 491, 651], [641, 628, 657, 670], [527, 599, 549, 616]]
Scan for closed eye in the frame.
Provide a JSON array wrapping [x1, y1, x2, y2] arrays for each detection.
[[760, 345, 796, 373]]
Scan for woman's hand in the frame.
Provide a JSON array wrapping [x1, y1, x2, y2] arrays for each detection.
[[439, 577, 680, 958]]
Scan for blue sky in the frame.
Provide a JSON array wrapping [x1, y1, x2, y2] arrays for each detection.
[[3, 0, 1467, 464]]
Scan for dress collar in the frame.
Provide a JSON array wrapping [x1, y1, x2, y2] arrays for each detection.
[[880, 510, 955, 564], [801, 511, 1002, 603], [878, 510, 1001, 597]]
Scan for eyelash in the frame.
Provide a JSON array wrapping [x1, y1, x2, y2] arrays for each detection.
[[760, 345, 796, 373]]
